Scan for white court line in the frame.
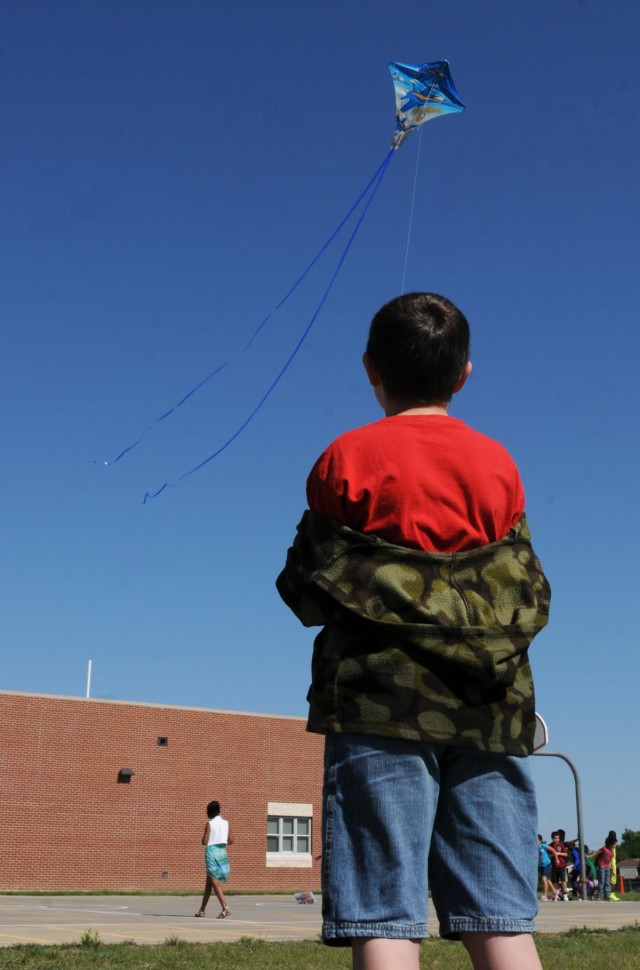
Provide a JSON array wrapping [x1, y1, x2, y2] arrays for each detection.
[[33, 905, 136, 916], [0, 931, 58, 945]]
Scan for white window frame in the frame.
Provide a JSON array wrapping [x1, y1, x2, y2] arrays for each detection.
[[266, 802, 313, 868]]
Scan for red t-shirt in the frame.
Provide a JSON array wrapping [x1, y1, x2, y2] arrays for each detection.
[[307, 415, 525, 553], [596, 847, 613, 868], [551, 841, 567, 869]]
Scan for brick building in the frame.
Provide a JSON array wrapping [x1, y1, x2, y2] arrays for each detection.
[[0, 690, 323, 893]]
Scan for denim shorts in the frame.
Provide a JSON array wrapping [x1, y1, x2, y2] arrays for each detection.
[[322, 733, 538, 944]]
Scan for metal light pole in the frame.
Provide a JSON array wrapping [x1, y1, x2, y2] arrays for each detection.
[[533, 749, 587, 901]]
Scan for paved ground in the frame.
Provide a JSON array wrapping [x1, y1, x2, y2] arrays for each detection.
[[0, 895, 638, 947]]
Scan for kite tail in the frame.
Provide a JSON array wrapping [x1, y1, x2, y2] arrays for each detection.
[[100, 149, 394, 469], [99, 363, 229, 466], [243, 148, 394, 351], [143, 148, 395, 503]]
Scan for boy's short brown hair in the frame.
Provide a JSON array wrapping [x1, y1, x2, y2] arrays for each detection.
[[366, 292, 470, 405]]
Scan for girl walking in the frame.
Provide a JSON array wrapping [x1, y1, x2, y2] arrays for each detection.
[[195, 800, 234, 918]]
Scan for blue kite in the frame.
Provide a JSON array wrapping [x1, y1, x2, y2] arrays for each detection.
[[389, 61, 466, 149]]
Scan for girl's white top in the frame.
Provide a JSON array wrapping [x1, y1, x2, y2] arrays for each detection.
[[207, 815, 229, 845]]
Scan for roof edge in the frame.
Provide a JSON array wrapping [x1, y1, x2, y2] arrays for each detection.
[[0, 688, 306, 722]]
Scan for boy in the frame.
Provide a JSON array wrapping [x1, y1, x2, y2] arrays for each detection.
[[277, 293, 551, 970], [549, 831, 569, 901]]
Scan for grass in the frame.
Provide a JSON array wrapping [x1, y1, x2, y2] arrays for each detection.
[[0, 928, 639, 969]]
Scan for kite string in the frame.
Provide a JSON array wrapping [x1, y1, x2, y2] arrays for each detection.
[[400, 73, 440, 293], [401, 123, 424, 294], [143, 148, 395, 503]]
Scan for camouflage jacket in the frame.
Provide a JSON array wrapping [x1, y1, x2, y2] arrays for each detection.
[[276, 511, 551, 756]]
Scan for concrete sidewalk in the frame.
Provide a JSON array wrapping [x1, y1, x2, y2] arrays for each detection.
[[0, 895, 638, 947]]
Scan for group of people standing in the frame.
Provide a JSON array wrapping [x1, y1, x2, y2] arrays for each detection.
[[538, 829, 619, 902]]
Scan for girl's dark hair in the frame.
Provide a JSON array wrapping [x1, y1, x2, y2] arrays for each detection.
[[207, 800, 221, 819], [366, 292, 470, 406]]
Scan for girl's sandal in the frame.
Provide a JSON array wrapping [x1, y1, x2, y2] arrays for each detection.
[[217, 907, 231, 919], [194, 910, 205, 918]]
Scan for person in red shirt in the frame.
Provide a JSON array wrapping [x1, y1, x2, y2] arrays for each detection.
[[308, 411, 524, 553], [548, 831, 569, 901], [589, 836, 616, 900], [279, 292, 549, 970]]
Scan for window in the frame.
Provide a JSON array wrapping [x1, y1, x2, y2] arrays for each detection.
[[267, 816, 311, 854], [266, 802, 313, 868]]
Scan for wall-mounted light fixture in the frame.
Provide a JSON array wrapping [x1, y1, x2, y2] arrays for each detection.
[[117, 767, 136, 783]]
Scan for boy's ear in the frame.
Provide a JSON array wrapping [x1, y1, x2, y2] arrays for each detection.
[[452, 360, 473, 394], [362, 352, 382, 387]]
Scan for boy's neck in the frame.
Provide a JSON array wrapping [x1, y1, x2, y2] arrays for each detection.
[[385, 403, 449, 417]]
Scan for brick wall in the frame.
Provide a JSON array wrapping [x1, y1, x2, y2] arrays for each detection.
[[0, 691, 324, 892]]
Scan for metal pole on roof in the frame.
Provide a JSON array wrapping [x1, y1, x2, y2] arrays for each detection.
[[86, 659, 92, 699], [533, 750, 587, 901]]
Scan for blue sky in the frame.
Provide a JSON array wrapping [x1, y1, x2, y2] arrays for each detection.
[[2, 0, 639, 849]]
